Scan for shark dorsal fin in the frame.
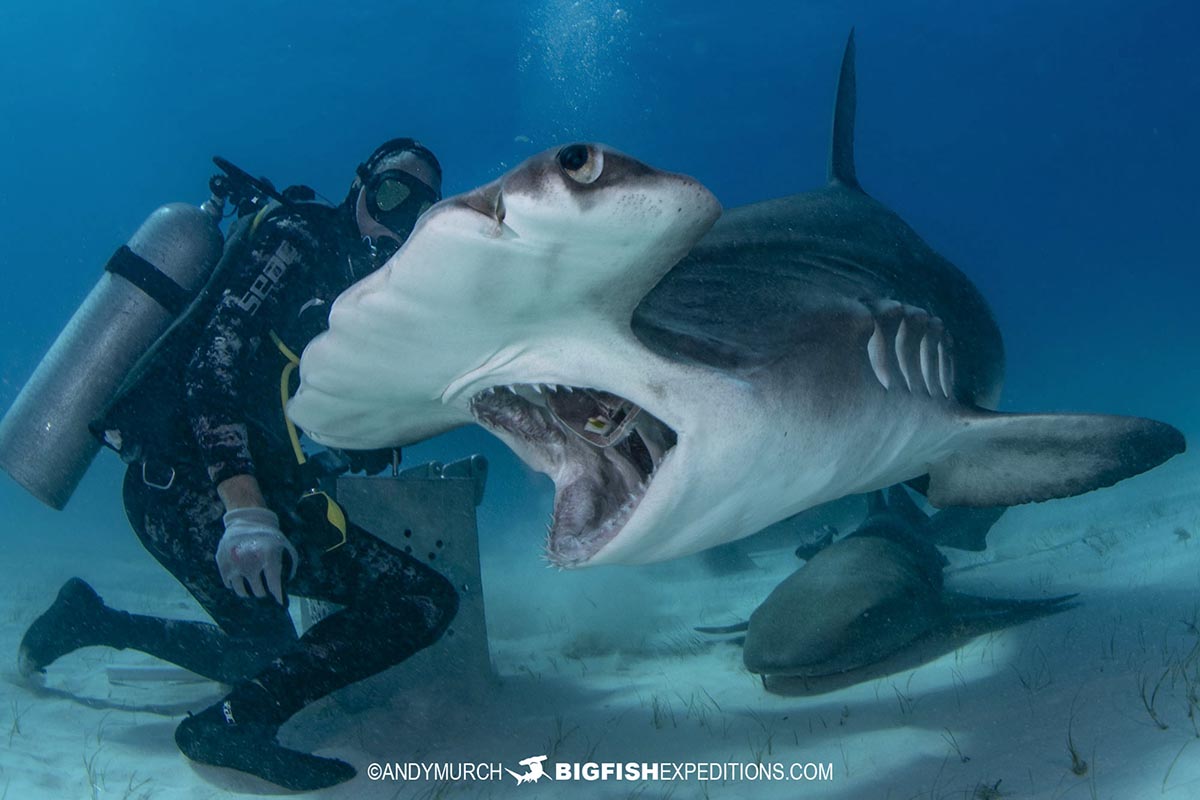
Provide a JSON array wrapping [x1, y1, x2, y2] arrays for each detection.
[[827, 29, 861, 190]]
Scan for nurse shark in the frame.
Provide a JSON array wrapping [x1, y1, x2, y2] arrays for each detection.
[[289, 33, 1184, 568], [697, 487, 1074, 682]]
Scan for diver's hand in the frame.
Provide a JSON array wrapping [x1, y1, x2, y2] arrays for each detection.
[[216, 507, 299, 605]]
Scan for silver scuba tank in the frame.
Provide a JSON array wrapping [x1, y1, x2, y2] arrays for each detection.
[[0, 202, 224, 509]]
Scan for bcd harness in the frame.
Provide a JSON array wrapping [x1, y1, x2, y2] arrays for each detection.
[[257, 203, 349, 553], [269, 327, 347, 553], [95, 200, 350, 552]]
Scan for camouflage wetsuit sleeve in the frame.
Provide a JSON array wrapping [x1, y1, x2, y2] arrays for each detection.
[[185, 210, 326, 486]]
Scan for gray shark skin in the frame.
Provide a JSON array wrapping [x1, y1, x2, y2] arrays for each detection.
[[697, 487, 1076, 683], [289, 33, 1184, 569]]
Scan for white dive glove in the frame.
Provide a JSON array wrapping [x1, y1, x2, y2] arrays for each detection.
[[216, 507, 300, 606]]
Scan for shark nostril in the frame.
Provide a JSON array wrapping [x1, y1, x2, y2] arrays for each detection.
[[461, 181, 505, 224]]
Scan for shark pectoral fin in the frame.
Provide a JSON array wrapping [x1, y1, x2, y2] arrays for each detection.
[[925, 504, 1005, 552], [942, 591, 1078, 630], [927, 411, 1186, 507]]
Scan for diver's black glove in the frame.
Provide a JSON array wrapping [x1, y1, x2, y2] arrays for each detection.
[[344, 448, 399, 475]]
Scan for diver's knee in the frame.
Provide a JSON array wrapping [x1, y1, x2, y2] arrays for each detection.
[[408, 571, 459, 641]]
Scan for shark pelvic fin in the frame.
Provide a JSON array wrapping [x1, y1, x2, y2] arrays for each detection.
[[864, 488, 887, 517], [925, 504, 1006, 551], [828, 29, 861, 190], [928, 410, 1185, 507], [884, 485, 930, 529]]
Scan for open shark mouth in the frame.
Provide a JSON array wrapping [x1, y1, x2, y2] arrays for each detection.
[[469, 385, 677, 567]]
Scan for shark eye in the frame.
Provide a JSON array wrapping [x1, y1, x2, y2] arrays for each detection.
[[557, 144, 603, 185]]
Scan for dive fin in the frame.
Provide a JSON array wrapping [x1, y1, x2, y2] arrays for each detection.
[[695, 621, 750, 635], [926, 505, 1005, 552], [828, 29, 861, 190], [928, 411, 1185, 507]]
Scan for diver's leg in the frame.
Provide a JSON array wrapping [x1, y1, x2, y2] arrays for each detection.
[[17, 578, 291, 684], [251, 521, 459, 704], [18, 467, 297, 683], [175, 521, 458, 791], [122, 466, 299, 680]]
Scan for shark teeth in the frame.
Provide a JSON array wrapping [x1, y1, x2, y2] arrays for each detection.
[[472, 382, 588, 403], [472, 383, 576, 398], [469, 384, 676, 568]]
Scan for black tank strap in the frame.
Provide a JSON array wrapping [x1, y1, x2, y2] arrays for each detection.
[[105, 245, 193, 316]]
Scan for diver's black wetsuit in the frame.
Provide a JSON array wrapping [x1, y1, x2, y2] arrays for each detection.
[[118, 205, 458, 705], [20, 144, 455, 791], [21, 205, 457, 743], [122, 463, 457, 706]]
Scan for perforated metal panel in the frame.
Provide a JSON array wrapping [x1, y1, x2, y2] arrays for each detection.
[[300, 456, 494, 688]]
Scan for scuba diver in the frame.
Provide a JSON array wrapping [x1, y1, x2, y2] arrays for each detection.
[[16, 139, 458, 792]]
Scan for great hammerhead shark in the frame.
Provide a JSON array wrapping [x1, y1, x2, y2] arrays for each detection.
[[289, 33, 1184, 567]]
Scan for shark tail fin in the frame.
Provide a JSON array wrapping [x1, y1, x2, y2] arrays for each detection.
[[828, 29, 861, 190], [928, 410, 1185, 508], [926, 505, 1006, 551]]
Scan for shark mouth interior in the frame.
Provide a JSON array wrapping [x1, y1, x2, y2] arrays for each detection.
[[469, 384, 677, 567]]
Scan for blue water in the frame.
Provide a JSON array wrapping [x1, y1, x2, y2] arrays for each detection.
[[2, 1, 1197, 424], [1, 1, 1197, 797]]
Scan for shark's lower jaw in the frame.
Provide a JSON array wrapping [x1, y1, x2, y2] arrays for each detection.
[[468, 384, 676, 568]]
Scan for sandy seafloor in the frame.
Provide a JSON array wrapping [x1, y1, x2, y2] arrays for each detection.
[[1, 438, 1197, 800]]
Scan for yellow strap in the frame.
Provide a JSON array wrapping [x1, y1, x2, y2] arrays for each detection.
[[270, 330, 306, 465], [322, 493, 348, 552], [302, 490, 348, 552], [250, 202, 275, 237]]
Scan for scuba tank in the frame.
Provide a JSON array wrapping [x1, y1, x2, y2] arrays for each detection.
[[0, 204, 223, 509], [0, 158, 289, 509], [91, 163, 321, 479]]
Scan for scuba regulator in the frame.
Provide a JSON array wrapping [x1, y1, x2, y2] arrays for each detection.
[[206, 156, 317, 220]]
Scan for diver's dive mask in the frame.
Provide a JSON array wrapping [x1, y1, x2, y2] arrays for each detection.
[[360, 167, 440, 241]]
